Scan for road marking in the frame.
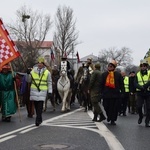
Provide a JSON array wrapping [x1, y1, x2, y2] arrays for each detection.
[[0, 107, 124, 150], [20, 126, 38, 134], [88, 111, 125, 150], [0, 135, 16, 143], [0, 124, 34, 139]]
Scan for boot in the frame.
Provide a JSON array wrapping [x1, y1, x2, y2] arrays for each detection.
[[99, 113, 106, 122], [138, 116, 143, 124], [92, 114, 98, 122]]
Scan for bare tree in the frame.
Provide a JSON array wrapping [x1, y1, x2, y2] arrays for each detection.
[[7, 5, 52, 71], [53, 5, 79, 58], [98, 47, 133, 71]]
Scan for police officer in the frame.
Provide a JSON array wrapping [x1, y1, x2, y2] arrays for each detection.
[[134, 59, 150, 127]]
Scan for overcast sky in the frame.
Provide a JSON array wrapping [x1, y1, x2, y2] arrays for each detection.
[[1, 0, 150, 65]]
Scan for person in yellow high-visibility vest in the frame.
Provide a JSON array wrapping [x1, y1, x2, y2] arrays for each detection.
[[26, 57, 52, 126], [134, 59, 150, 127], [119, 70, 129, 116]]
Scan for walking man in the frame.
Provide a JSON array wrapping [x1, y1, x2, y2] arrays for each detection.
[[100, 60, 125, 125], [88, 62, 106, 122], [134, 59, 150, 127], [26, 57, 52, 126]]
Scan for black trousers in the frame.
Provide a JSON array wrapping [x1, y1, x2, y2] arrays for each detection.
[[103, 98, 119, 122], [34, 101, 43, 124], [136, 95, 150, 123]]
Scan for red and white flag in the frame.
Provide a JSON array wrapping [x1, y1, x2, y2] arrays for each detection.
[[0, 18, 20, 69], [50, 48, 55, 61]]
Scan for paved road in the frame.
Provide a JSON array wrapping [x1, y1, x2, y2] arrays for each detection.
[[0, 102, 150, 150]]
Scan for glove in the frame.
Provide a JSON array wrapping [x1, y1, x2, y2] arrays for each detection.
[[27, 68, 31, 74], [48, 93, 53, 99]]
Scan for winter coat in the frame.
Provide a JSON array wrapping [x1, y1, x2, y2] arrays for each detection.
[[88, 69, 102, 101], [26, 66, 52, 101], [0, 72, 17, 117], [100, 71, 125, 99]]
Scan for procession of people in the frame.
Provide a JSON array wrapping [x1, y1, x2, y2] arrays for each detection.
[[1, 56, 150, 128]]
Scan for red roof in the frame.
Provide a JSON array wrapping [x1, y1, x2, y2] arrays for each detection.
[[14, 41, 53, 48], [40, 41, 53, 48]]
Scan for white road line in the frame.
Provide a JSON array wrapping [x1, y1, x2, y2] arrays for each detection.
[[0, 135, 16, 143], [0, 124, 34, 139], [19, 127, 38, 134], [88, 111, 125, 150], [0, 107, 125, 150]]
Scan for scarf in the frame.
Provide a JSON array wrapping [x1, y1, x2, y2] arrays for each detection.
[[105, 71, 115, 88]]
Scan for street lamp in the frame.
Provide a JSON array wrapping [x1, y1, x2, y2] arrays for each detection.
[[22, 15, 30, 22]]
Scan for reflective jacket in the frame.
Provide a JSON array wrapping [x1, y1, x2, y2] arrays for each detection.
[[26, 66, 52, 101], [136, 71, 150, 91], [31, 70, 49, 91], [124, 76, 129, 92]]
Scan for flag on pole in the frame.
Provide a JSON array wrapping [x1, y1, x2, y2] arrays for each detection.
[[76, 51, 80, 63], [50, 48, 55, 61], [64, 51, 67, 58], [0, 18, 20, 69]]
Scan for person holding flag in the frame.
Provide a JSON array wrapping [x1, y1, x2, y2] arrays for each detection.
[[0, 19, 21, 121]]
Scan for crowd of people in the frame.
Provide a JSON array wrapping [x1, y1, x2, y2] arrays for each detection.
[[0, 57, 150, 128]]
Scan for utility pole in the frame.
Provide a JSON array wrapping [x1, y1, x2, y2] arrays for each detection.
[[72, 44, 74, 69]]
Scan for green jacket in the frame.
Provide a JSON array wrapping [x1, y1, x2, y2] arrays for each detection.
[[88, 69, 102, 100], [0, 72, 17, 117]]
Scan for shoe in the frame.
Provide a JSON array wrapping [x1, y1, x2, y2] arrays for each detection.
[[145, 123, 150, 127], [35, 121, 42, 126], [123, 112, 126, 116], [2, 116, 6, 121], [92, 114, 98, 122], [35, 122, 40, 126], [55, 102, 59, 105], [138, 116, 143, 124], [111, 121, 116, 125], [5, 116, 11, 122], [107, 118, 110, 122], [99, 113, 106, 122], [92, 118, 97, 122], [118, 112, 122, 116]]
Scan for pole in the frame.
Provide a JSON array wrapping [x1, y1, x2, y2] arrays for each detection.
[[9, 62, 22, 122]]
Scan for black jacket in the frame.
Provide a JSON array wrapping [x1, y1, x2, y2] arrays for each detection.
[[100, 71, 125, 99]]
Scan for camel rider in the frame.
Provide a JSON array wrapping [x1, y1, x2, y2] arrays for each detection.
[[86, 57, 94, 74]]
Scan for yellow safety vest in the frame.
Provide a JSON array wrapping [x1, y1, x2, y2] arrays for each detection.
[[31, 70, 49, 91], [136, 71, 150, 91], [124, 76, 129, 92]]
